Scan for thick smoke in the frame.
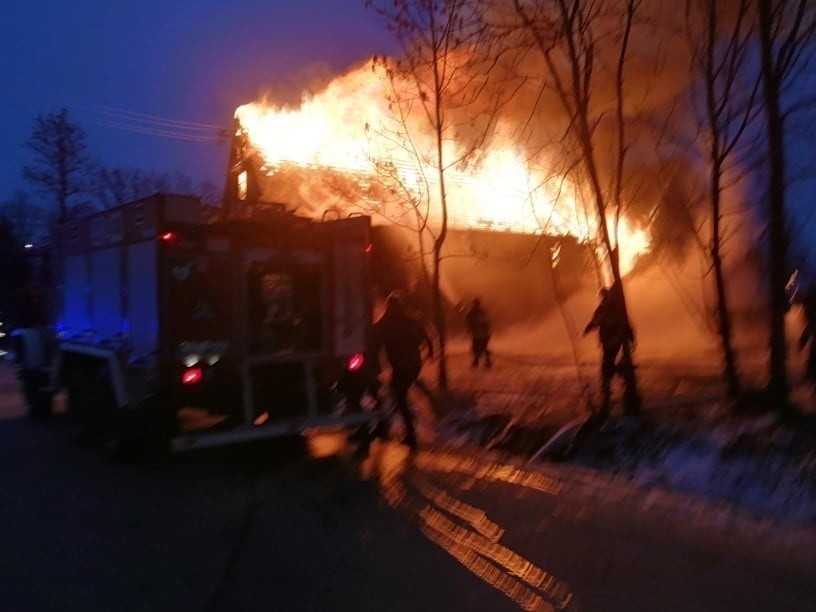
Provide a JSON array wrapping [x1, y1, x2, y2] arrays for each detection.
[[236, 0, 773, 365]]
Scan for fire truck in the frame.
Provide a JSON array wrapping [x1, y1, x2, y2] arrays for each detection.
[[19, 193, 376, 455]]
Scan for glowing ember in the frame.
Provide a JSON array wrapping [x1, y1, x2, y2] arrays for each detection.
[[235, 62, 650, 274]]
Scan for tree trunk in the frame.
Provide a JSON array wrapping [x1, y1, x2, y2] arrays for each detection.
[[432, 240, 448, 391], [430, 10, 449, 393], [433, 122, 449, 391], [610, 254, 641, 415], [580, 122, 642, 415], [757, 0, 790, 409], [513, 0, 641, 414], [58, 137, 68, 224], [710, 162, 741, 398]]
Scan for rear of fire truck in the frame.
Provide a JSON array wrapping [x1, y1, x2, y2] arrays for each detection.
[[166, 207, 376, 451], [50, 193, 375, 456]]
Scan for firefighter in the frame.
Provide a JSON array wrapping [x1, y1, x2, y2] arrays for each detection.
[[373, 291, 434, 448], [583, 283, 635, 414], [465, 298, 492, 368]]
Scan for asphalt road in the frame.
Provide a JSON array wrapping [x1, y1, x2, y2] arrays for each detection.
[[1, 370, 815, 611]]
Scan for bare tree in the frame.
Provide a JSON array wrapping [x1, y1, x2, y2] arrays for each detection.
[[685, 0, 759, 398], [367, 0, 511, 391], [22, 109, 93, 223], [0, 191, 47, 244], [509, 0, 644, 414], [755, 0, 816, 408], [93, 166, 221, 209], [365, 119, 437, 300]]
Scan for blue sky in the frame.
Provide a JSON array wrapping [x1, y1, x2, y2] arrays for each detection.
[[0, 0, 396, 200]]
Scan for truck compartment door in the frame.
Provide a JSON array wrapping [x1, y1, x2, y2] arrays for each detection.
[[333, 242, 367, 356]]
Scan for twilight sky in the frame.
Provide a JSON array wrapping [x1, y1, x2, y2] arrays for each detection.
[[2, 1, 814, 268], [0, 0, 396, 201]]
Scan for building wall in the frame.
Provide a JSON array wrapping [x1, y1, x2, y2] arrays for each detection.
[[370, 225, 593, 329]]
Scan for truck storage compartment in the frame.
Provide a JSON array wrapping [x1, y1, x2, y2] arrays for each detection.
[[247, 360, 318, 421], [246, 254, 325, 354]]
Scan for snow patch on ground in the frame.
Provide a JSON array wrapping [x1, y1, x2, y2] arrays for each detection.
[[633, 420, 816, 524], [438, 349, 816, 526], [441, 402, 816, 525]]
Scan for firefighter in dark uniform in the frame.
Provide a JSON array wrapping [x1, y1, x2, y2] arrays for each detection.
[[583, 283, 634, 413], [373, 291, 433, 448], [465, 298, 492, 368]]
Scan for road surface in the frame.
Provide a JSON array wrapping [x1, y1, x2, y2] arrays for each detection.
[[1, 425, 814, 610], [1, 365, 814, 611]]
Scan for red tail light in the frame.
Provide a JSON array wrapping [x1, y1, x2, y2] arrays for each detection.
[[182, 366, 203, 385], [160, 231, 176, 242], [347, 353, 365, 372]]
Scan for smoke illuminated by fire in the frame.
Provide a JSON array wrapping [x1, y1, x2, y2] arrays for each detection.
[[235, 61, 650, 275]]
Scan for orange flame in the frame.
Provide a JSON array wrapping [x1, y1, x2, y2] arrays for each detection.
[[235, 61, 650, 275]]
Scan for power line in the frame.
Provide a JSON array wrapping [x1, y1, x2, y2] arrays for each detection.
[[73, 102, 226, 131], [77, 116, 225, 143], [69, 102, 230, 145]]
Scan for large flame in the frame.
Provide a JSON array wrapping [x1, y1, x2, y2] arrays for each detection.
[[235, 61, 650, 275]]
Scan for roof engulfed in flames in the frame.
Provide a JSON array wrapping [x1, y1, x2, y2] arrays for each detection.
[[234, 62, 650, 274]]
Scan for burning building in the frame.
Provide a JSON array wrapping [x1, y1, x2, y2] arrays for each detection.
[[223, 60, 652, 326]]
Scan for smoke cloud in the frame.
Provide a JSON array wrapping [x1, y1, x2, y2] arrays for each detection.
[[234, 0, 774, 366]]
